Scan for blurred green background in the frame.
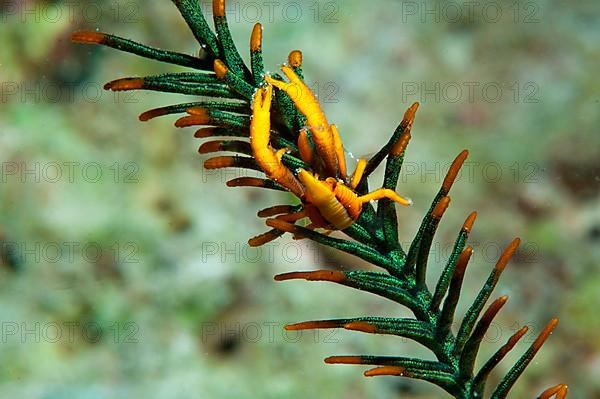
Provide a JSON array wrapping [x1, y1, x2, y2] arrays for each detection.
[[0, 0, 598, 397]]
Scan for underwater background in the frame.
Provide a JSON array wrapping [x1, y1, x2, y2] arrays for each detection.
[[0, 0, 598, 397]]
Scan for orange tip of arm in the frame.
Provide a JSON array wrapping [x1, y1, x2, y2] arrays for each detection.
[[175, 113, 211, 128], [204, 156, 236, 169], [227, 177, 268, 188], [104, 78, 144, 91], [344, 321, 378, 334], [198, 140, 224, 154], [364, 366, 406, 377], [431, 196, 451, 219], [495, 237, 520, 272], [194, 128, 216, 138], [265, 218, 297, 233], [213, 0, 225, 17], [288, 50, 303, 68], [247, 229, 283, 247], [250, 23, 262, 52], [456, 246, 474, 274], [257, 205, 294, 218], [187, 107, 210, 117], [273, 270, 346, 283], [509, 326, 529, 346], [462, 211, 477, 233], [139, 107, 169, 122], [285, 320, 340, 330], [214, 59, 228, 80], [71, 31, 106, 44], [479, 296, 509, 326], [539, 384, 568, 399], [442, 149, 469, 193], [324, 356, 364, 365], [532, 318, 559, 351], [401, 102, 420, 132]]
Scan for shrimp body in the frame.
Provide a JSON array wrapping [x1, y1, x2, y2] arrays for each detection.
[[250, 85, 305, 198], [248, 67, 411, 245]]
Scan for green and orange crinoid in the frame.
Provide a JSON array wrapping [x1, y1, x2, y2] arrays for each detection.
[[72, 1, 567, 398]]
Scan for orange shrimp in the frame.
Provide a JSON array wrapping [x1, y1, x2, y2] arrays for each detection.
[[249, 79, 411, 243]]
